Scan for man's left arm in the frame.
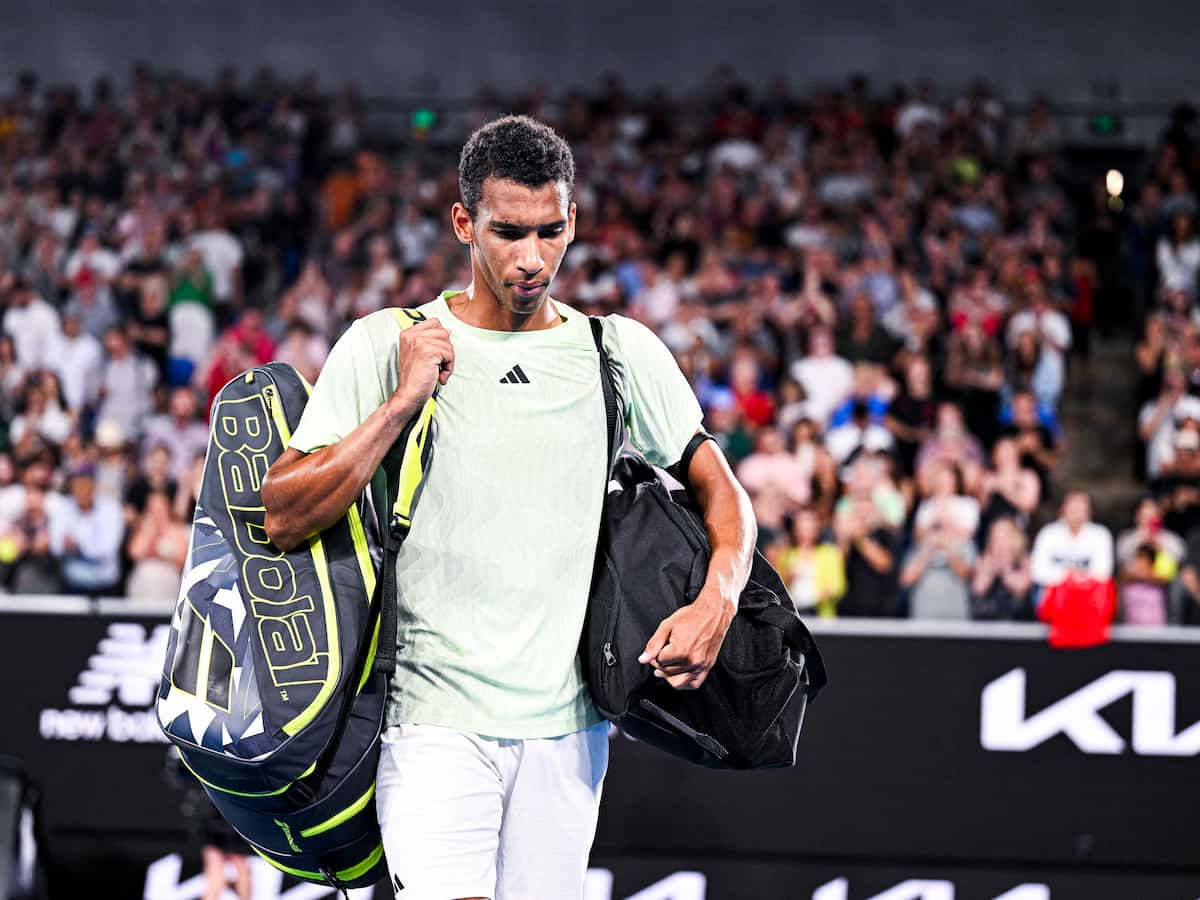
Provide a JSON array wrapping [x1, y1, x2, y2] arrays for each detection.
[[638, 436, 757, 690]]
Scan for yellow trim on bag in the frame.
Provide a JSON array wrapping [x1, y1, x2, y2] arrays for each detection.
[[298, 783, 376, 838], [253, 842, 384, 883], [394, 397, 435, 525], [178, 755, 315, 798], [282, 532, 340, 736]]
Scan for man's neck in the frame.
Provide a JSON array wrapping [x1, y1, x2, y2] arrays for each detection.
[[449, 281, 561, 333]]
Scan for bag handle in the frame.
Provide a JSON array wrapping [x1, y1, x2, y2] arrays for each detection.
[[375, 307, 437, 675]]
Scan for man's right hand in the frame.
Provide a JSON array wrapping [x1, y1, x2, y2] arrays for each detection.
[[392, 318, 455, 419]]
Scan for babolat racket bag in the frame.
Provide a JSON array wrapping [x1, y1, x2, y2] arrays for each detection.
[[585, 318, 828, 770], [157, 311, 435, 891]]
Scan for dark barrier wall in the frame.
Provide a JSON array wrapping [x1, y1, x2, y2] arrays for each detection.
[[2, 0, 1200, 101], [3, 610, 1198, 898]]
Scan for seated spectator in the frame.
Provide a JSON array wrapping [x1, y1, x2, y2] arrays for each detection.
[[914, 460, 980, 543], [976, 437, 1041, 543], [1006, 281, 1070, 409], [915, 402, 985, 495], [834, 489, 900, 617], [8, 379, 73, 452], [128, 274, 171, 381], [1116, 496, 1186, 578], [48, 464, 125, 594], [0, 483, 62, 594], [1152, 424, 1200, 537], [3, 276, 61, 372], [142, 387, 210, 482], [885, 354, 939, 476], [168, 248, 217, 384], [790, 327, 853, 427], [901, 510, 977, 620], [48, 310, 104, 413], [98, 325, 159, 442], [126, 491, 190, 602], [828, 362, 894, 429], [1030, 491, 1114, 592], [65, 267, 121, 342], [705, 387, 754, 467], [970, 517, 1034, 620], [1120, 544, 1172, 627], [736, 426, 811, 513], [825, 400, 895, 465], [999, 390, 1060, 498], [773, 507, 845, 617], [1138, 366, 1200, 479], [789, 416, 838, 518], [274, 319, 330, 386], [836, 291, 896, 365], [729, 354, 775, 428], [1156, 211, 1200, 300]]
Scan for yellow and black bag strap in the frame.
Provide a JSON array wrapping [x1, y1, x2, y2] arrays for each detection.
[[374, 307, 438, 676]]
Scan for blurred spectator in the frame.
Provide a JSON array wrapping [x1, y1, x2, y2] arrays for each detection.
[[970, 518, 1033, 620], [901, 510, 977, 620], [790, 327, 852, 427], [3, 276, 60, 371], [834, 483, 900, 618], [885, 355, 938, 475], [187, 210, 244, 321], [914, 460, 980, 543], [1138, 367, 1200, 479], [1031, 492, 1114, 591], [736, 427, 811, 513], [999, 391, 1060, 498], [976, 437, 1041, 543], [0, 482, 61, 594], [98, 326, 158, 442], [48, 465, 125, 594], [1156, 212, 1200, 300], [772, 507, 845, 618], [48, 310, 104, 413], [1117, 496, 1186, 576], [915, 403, 985, 493], [142, 387, 209, 482], [126, 491, 189, 601]]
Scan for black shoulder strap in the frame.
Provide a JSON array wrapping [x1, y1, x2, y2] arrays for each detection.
[[589, 316, 620, 474]]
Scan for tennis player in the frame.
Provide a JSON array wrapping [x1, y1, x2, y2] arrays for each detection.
[[262, 115, 756, 900]]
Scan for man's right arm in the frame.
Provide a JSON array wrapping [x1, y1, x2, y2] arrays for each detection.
[[262, 393, 422, 552], [262, 316, 454, 552]]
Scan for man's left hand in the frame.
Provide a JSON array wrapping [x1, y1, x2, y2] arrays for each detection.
[[637, 588, 735, 690]]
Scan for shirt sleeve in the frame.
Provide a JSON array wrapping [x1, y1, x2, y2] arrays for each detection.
[[288, 320, 386, 454], [603, 314, 703, 467]]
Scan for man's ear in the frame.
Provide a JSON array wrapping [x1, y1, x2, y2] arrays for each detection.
[[566, 201, 577, 244], [451, 202, 474, 245]]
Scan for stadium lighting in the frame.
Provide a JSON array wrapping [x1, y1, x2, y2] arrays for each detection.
[[1106, 169, 1124, 197]]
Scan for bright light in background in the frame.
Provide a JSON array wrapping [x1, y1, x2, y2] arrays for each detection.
[[1106, 168, 1124, 197]]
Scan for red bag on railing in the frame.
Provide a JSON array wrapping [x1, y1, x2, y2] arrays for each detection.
[[1038, 574, 1116, 648]]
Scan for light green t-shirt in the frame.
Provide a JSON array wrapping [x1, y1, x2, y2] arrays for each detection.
[[288, 291, 703, 739]]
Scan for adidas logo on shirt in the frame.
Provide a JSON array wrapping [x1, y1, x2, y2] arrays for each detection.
[[499, 364, 531, 384]]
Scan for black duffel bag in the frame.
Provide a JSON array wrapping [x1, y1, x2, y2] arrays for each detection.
[[584, 318, 827, 769]]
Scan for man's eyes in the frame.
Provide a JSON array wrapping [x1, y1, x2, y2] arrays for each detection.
[[494, 227, 564, 240]]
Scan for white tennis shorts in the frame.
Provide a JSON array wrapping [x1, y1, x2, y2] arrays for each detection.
[[375, 721, 610, 900]]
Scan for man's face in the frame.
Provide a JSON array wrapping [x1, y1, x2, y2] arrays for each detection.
[[71, 475, 96, 510], [453, 178, 575, 318], [1063, 494, 1090, 530]]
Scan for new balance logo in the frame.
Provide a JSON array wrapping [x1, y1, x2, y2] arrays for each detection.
[[499, 364, 531, 384]]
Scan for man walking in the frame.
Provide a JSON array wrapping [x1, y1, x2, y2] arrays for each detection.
[[262, 116, 755, 900]]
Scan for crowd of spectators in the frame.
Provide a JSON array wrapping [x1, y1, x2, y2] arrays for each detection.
[[0, 63, 1197, 626]]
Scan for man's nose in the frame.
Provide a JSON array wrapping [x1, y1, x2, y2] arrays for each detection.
[[516, 236, 544, 277]]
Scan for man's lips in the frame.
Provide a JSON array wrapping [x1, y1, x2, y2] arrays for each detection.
[[510, 281, 547, 296]]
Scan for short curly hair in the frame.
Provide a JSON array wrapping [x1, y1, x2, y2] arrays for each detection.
[[458, 115, 575, 219]]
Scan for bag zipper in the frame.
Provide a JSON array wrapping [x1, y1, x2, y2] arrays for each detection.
[[637, 698, 729, 760]]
